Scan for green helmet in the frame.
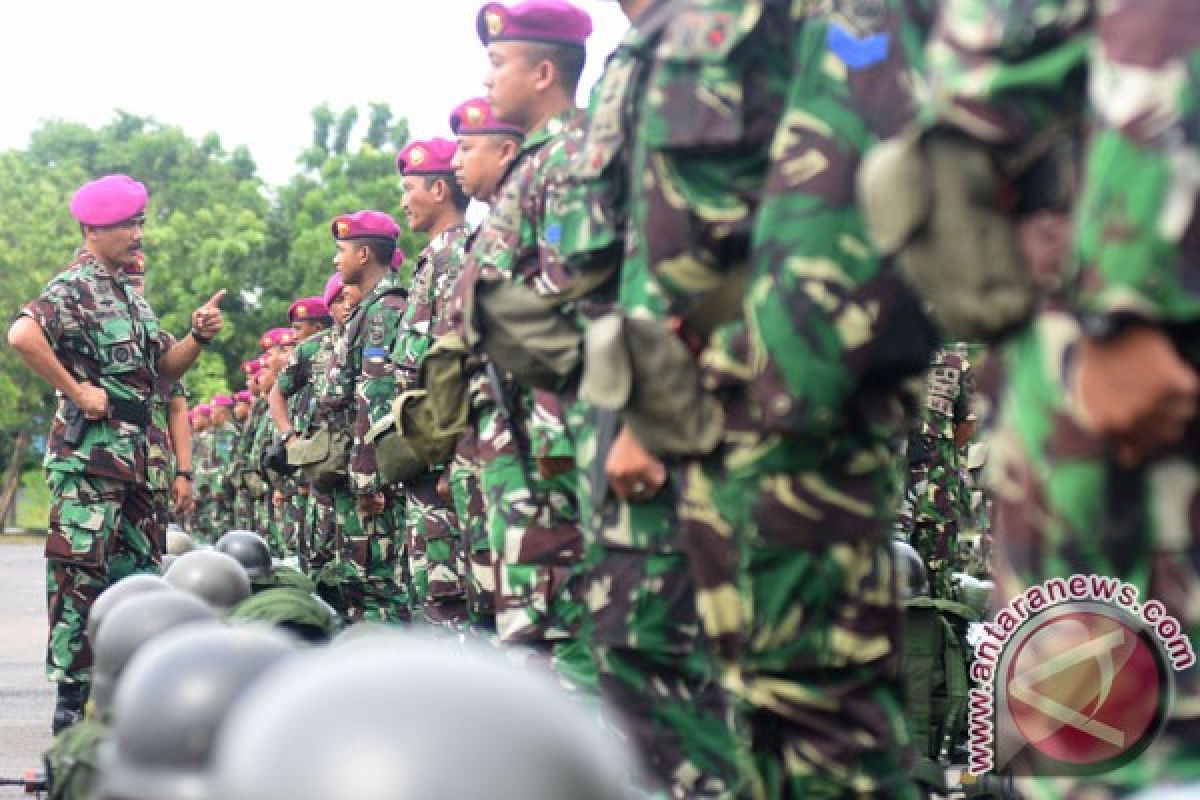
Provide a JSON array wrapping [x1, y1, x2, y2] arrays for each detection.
[[892, 538, 930, 600], [90, 590, 218, 716], [228, 588, 339, 643], [100, 624, 297, 800], [214, 530, 273, 582], [163, 550, 252, 610], [211, 632, 639, 800], [165, 525, 196, 556], [86, 573, 171, 646]]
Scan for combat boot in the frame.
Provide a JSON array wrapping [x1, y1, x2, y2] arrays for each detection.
[[52, 681, 87, 735]]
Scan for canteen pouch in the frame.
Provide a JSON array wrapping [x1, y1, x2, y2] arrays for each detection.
[[859, 126, 1039, 342], [581, 312, 724, 457]]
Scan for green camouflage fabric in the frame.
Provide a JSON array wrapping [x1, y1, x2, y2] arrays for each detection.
[[314, 274, 411, 622], [231, 399, 265, 531], [458, 107, 595, 688], [906, 348, 972, 597], [22, 249, 172, 687], [928, 0, 1200, 793], [303, 327, 342, 576], [45, 471, 160, 683], [148, 379, 186, 532], [448, 427, 494, 627], [559, 7, 740, 795], [622, 2, 936, 795], [277, 328, 330, 438], [248, 406, 285, 557], [43, 717, 107, 800], [196, 418, 238, 544], [191, 426, 215, 540], [21, 250, 173, 483], [348, 271, 409, 497], [392, 226, 470, 625]]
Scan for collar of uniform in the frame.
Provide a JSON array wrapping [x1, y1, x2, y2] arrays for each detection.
[[521, 107, 583, 154]]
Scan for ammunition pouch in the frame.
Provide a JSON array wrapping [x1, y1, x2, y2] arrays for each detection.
[[580, 312, 723, 457], [468, 267, 616, 393], [415, 333, 472, 441], [287, 425, 351, 493], [859, 126, 1043, 342]]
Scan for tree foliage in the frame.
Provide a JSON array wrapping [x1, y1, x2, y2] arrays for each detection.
[[0, 104, 422, 470]]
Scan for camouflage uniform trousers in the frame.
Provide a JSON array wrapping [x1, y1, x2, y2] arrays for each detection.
[[574, 405, 738, 798], [204, 486, 236, 543], [479, 450, 596, 694], [278, 476, 306, 558], [405, 471, 468, 626], [988, 314, 1200, 797], [289, 485, 313, 569], [191, 486, 216, 543], [319, 487, 410, 624], [682, 408, 916, 799], [306, 489, 339, 579], [908, 439, 964, 600], [44, 470, 162, 684], [449, 428, 495, 631], [256, 481, 289, 560]]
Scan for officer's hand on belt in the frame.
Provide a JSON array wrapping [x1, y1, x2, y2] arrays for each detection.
[[76, 382, 110, 420], [191, 290, 227, 340], [606, 425, 666, 504]]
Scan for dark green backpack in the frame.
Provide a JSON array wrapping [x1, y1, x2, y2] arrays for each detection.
[[903, 598, 974, 775], [43, 717, 108, 800]]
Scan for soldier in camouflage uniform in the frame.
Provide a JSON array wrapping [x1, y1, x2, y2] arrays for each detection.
[[447, 101, 524, 631], [190, 403, 215, 540], [327, 211, 411, 623], [596, 2, 941, 795], [8, 174, 224, 732], [270, 296, 333, 569], [199, 395, 239, 542], [921, 1, 1200, 793], [248, 337, 289, 558], [394, 138, 472, 626], [906, 347, 973, 598], [230, 361, 262, 530], [552, 2, 740, 794], [456, 0, 597, 690]]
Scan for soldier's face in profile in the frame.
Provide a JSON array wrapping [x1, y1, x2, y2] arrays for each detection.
[[401, 176, 437, 233], [333, 240, 370, 286], [211, 406, 231, 425], [293, 320, 325, 341], [234, 402, 250, 421], [193, 414, 210, 431], [454, 134, 517, 201], [87, 215, 144, 269], [485, 41, 536, 129]]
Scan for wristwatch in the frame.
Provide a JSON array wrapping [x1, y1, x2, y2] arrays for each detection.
[[189, 327, 213, 346], [176, 470, 194, 481]]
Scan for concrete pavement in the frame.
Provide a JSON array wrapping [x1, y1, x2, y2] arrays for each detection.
[[0, 541, 51, 797]]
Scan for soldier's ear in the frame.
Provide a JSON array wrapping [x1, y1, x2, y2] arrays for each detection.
[[499, 137, 519, 165], [532, 58, 556, 94]]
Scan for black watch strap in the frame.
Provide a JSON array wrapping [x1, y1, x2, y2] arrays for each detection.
[[176, 470, 194, 481], [189, 327, 213, 346]]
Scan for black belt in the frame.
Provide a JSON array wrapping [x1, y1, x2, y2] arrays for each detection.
[[109, 396, 150, 427]]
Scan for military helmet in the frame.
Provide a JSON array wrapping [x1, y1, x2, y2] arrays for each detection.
[[87, 573, 171, 645], [892, 538, 930, 600], [163, 550, 252, 610], [165, 525, 196, 556], [211, 631, 639, 800], [90, 589, 218, 716], [214, 530, 273, 582], [228, 588, 339, 644], [100, 624, 297, 800]]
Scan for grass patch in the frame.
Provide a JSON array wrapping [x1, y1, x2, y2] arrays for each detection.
[[13, 468, 49, 530]]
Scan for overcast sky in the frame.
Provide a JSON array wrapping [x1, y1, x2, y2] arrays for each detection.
[[0, 0, 628, 188]]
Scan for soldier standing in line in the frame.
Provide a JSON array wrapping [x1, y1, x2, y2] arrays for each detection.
[[204, 394, 240, 540], [251, 330, 294, 558], [190, 403, 215, 542], [393, 137, 472, 626], [327, 211, 412, 622], [907, 347, 974, 598], [269, 296, 333, 570], [7, 174, 225, 732], [913, 1, 1200, 793], [446, 100, 523, 632], [456, 0, 597, 689], [231, 360, 263, 530], [552, 0, 740, 793]]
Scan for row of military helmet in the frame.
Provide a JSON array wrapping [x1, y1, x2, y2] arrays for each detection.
[[46, 529, 641, 800]]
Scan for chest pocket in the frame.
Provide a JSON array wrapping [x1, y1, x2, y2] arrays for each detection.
[[95, 320, 143, 376], [646, 3, 762, 149]]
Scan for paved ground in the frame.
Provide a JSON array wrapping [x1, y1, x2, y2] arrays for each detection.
[[0, 541, 51, 796]]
